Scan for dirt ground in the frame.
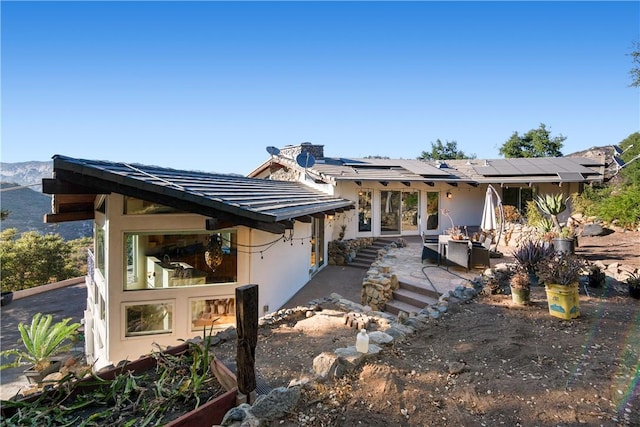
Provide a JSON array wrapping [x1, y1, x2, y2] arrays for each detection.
[[214, 230, 640, 427]]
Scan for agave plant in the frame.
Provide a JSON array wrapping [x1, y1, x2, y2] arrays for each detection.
[[0, 313, 81, 371], [535, 193, 567, 232], [512, 239, 554, 274]]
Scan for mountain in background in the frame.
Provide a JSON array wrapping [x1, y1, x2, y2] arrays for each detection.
[[0, 182, 93, 240], [1, 161, 92, 240]]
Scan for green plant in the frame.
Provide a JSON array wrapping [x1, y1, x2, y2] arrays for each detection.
[[536, 252, 587, 286], [511, 240, 554, 274], [587, 265, 606, 288], [558, 226, 576, 239], [626, 272, 640, 289], [0, 313, 81, 371], [535, 193, 568, 232], [338, 224, 347, 240], [525, 200, 544, 227]]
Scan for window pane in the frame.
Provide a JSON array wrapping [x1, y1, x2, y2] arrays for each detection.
[[96, 227, 105, 274], [124, 197, 184, 215], [380, 191, 400, 234], [358, 190, 372, 232], [191, 297, 236, 332], [125, 302, 173, 336], [124, 231, 237, 290], [426, 192, 439, 230], [401, 191, 419, 231]]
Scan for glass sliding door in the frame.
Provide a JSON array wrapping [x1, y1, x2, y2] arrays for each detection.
[[424, 192, 439, 235], [380, 191, 401, 235], [401, 191, 419, 233], [358, 190, 372, 232], [310, 217, 325, 273]]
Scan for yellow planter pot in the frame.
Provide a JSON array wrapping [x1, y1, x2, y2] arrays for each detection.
[[545, 283, 580, 319]]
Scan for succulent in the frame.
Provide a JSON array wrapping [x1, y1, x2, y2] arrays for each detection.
[[535, 193, 568, 231], [537, 252, 588, 286], [512, 239, 554, 273]]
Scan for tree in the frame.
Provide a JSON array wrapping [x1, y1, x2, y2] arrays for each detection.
[[0, 229, 78, 292], [630, 40, 640, 87], [418, 139, 475, 160], [617, 132, 640, 185], [499, 123, 565, 158]]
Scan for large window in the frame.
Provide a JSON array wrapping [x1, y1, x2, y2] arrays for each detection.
[[358, 190, 372, 232], [503, 187, 535, 216], [124, 231, 237, 291], [124, 302, 173, 337]]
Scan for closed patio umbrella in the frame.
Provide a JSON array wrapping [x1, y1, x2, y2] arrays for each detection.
[[480, 185, 504, 255], [481, 186, 497, 232]]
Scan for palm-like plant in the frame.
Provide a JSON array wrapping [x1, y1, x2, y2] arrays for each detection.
[[535, 193, 567, 232], [0, 313, 81, 371]]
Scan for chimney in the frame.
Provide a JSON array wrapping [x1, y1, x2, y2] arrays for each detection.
[[280, 142, 324, 160]]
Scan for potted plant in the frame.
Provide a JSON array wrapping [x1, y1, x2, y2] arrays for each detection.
[[627, 272, 640, 299], [587, 264, 606, 288], [509, 270, 531, 305], [511, 239, 554, 286], [0, 313, 81, 384], [537, 252, 587, 320], [535, 193, 576, 254]]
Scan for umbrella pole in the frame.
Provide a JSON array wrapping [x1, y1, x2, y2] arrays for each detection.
[[488, 185, 504, 255]]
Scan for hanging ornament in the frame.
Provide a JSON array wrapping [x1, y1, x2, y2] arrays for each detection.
[[204, 234, 224, 272]]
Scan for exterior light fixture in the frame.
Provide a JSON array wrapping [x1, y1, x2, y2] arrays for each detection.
[[446, 191, 453, 199]]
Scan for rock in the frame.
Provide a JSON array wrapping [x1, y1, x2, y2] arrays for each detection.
[[312, 352, 352, 379], [447, 361, 466, 375], [368, 330, 394, 345], [221, 403, 252, 425], [581, 223, 605, 236], [250, 386, 301, 420]]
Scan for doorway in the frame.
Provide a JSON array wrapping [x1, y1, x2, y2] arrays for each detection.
[[424, 191, 439, 235]]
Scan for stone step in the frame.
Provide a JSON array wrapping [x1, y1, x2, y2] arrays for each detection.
[[396, 277, 441, 300], [347, 260, 372, 270], [392, 288, 438, 308], [384, 299, 424, 316], [345, 238, 396, 270]]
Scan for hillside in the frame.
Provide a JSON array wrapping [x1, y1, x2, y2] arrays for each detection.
[[0, 183, 92, 240]]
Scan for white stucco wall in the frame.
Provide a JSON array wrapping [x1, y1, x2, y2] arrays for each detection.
[[247, 221, 316, 315]]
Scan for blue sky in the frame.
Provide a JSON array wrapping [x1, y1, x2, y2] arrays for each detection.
[[2, 1, 638, 175]]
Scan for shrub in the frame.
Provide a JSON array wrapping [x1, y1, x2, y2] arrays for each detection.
[[502, 205, 521, 223]]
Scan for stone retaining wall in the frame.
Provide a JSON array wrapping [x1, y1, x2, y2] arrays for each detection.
[[359, 242, 401, 310], [327, 238, 373, 266]]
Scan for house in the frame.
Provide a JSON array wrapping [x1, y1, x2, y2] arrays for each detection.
[[42, 146, 604, 369], [249, 143, 605, 240], [42, 155, 354, 369]]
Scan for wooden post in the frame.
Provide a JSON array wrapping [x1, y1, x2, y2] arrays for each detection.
[[235, 284, 258, 404]]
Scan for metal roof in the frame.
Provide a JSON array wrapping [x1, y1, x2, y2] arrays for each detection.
[[43, 155, 354, 233], [310, 157, 472, 183]]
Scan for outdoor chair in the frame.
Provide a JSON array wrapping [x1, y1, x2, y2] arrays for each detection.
[[421, 233, 439, 262], [446, 239, 471, 271], [471, 236, 492, 269]]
